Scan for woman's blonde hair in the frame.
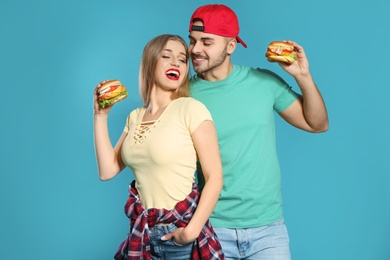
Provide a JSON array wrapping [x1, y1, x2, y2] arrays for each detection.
[[139, 34, 190, 106]]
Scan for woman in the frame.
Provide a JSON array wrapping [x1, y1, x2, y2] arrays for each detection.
[[93, 34, 224, 260]]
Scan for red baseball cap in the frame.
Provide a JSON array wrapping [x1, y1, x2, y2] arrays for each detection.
[[189, 4, 247, 48]]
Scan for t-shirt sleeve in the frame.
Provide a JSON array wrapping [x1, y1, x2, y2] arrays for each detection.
[[123, 109, 139, 133], [182, 98, 213, 134], [123, 115, 131, 133], [257, 68, 299, 113], [274, 83, 299, 113]]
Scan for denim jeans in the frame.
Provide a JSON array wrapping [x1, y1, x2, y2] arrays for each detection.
[[148, 223, 194, 260], [213, 218, 291, 260]]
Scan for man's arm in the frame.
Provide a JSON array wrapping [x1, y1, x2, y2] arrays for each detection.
[[278, 41, 328, 133]]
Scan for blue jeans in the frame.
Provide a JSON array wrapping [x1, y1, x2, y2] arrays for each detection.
[[213, 219, 291, 260], [148, 223, 193, 260]]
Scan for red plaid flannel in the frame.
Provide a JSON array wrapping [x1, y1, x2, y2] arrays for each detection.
[[114, 180, 224, 260]]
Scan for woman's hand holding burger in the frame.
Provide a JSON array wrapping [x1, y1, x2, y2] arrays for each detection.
[[93, 79, 128, 117], [94, 80, 111, 117]]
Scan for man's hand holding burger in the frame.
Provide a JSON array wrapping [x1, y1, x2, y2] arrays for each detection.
[[266, 40, 310, 79]]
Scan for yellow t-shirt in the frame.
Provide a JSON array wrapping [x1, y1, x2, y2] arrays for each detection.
[[121, 97, 212, 210]]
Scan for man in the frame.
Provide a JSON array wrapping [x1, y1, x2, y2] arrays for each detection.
[[164, 4, 328, 260]]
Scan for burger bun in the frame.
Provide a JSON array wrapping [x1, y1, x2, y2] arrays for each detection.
[[265, 41, 297, 64], [97, 80, 128, 108]]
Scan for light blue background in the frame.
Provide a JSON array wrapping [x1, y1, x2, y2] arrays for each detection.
[[1, 0, 389, 259]]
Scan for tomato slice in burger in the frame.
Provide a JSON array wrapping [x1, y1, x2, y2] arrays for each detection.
[[109, 85, 119, 91]]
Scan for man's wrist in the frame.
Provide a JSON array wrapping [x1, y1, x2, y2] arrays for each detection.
[[295, 73, 314, 88]]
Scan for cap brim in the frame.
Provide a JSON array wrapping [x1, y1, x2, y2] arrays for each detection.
[[237, 36, 247, 48]]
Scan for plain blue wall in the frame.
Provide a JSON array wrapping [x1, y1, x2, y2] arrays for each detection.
[[1, 0, 389, 259]]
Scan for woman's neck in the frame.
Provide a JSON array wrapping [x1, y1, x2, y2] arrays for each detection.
[[144, 89, 173, 121]]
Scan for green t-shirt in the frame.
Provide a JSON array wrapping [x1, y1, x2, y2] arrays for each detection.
[[190, 65, 298, 228]]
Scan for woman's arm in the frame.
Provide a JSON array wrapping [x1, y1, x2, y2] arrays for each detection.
[[162, 120, 223, 244], [93, 82, 126, 180]]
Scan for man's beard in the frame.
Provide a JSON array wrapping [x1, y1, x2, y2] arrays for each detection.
[[193, 46, 228, 74]]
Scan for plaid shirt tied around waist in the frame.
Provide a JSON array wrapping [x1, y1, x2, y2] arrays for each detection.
[[114, 180, 224, 260]]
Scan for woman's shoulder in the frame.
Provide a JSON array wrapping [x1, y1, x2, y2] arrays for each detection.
[[175, 97, 204, 105], [128, 106, 145, 121], [174, 97, 208, 110], [174, 97, 212, 120]]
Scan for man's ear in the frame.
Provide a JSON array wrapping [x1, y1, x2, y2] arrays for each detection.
[[227, 38, 237, 55]]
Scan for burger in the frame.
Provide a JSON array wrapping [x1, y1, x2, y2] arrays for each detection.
[[97, 80, 128, 108], [265, 41, 297, 64]]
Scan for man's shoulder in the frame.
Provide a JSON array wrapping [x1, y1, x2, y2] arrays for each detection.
[[235, 65, 279, 77], [239, 65, 287, 85]]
